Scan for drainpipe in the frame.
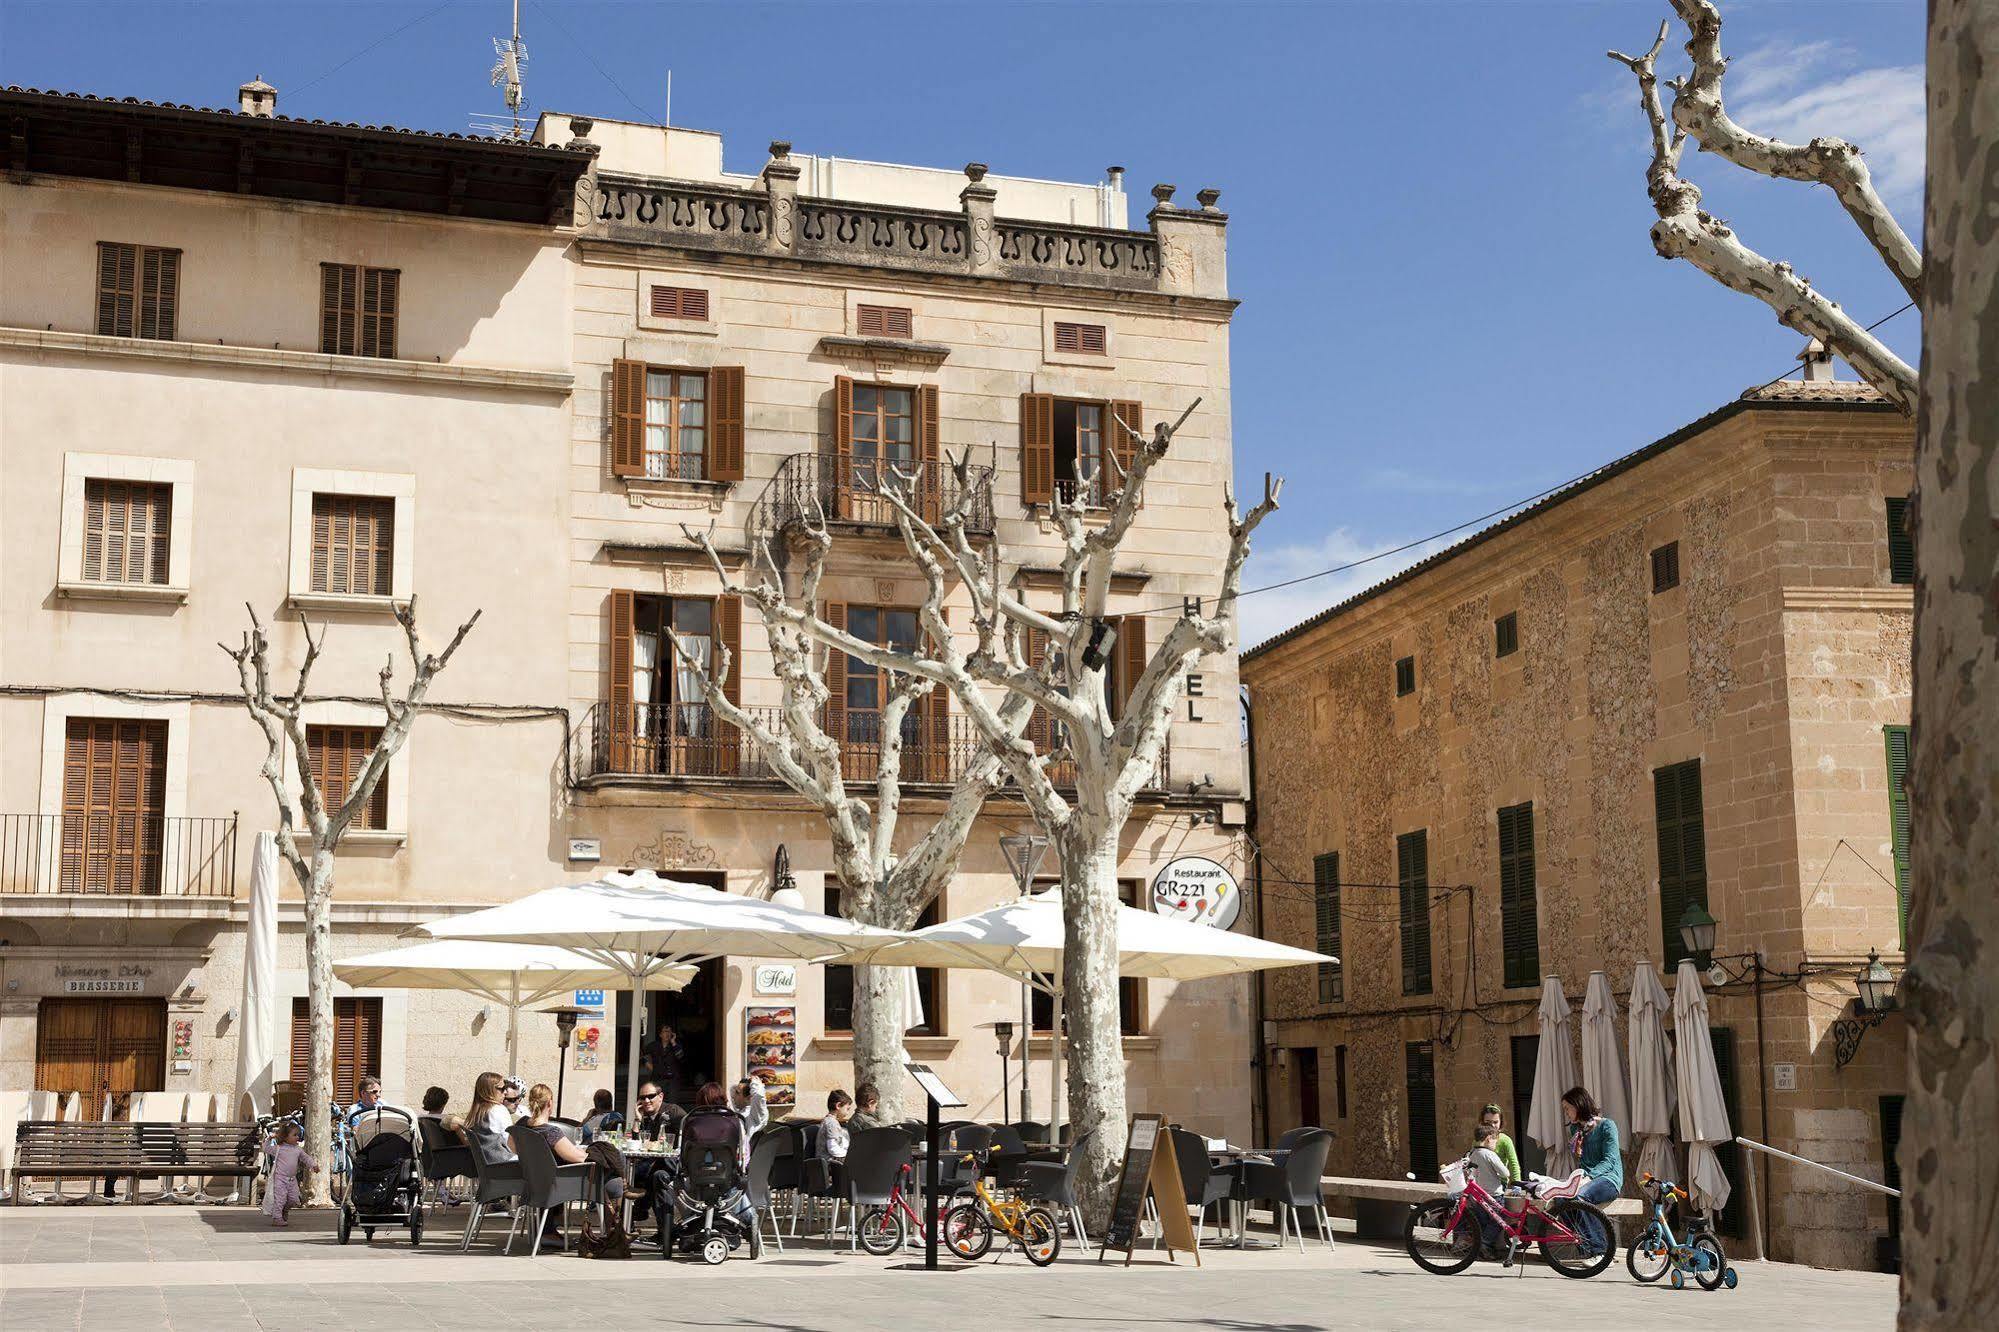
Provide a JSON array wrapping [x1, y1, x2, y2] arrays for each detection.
[[1242, 684, 1270, 1147]]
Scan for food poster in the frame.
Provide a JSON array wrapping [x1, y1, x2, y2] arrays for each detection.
[[745, 1005, 797, 1108]]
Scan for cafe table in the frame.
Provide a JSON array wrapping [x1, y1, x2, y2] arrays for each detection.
[[1205, 1145, 1281, 1249]]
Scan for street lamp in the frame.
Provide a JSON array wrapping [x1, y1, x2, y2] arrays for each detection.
[[998, 832, 1050, 1122], [539, 1004, 594, 1118], [1677, 901, 1719, 969], [1833, 950, 1900, 1068]]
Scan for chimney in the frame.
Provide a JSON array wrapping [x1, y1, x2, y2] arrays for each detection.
[[1798, 337, 1835, 382], [238, 75, 277, 118], [1106, 165, 1126, 193]]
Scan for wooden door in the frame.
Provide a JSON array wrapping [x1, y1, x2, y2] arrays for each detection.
[[61, 718, 167, 894], [35, 998, 166, 1120], [1294, 1047, 1321, 1129]]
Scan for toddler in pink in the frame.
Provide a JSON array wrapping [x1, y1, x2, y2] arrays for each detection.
[[262, 1122, 319, 1225]]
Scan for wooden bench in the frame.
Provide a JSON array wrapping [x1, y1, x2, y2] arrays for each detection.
[[10, 1121, 261, 1204], [1319, 1174, 1644, 1242]]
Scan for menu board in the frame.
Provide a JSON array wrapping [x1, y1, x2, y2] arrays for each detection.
[[744, 1005, 797, 1108], [1100, 1114, 1164, 1256]]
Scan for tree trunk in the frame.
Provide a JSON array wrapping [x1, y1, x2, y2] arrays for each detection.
[[1058, 816, 1128, 1226], [1901, 4, 1999, 1324], [850, 963, 910, 1119], [301, 852, 336, 1206]]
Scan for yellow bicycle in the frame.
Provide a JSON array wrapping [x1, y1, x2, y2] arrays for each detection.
[[941, 1155, 1062, 1267]]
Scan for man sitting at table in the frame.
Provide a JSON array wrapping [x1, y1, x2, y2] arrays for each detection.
[[626, 1080, 682, 1237]]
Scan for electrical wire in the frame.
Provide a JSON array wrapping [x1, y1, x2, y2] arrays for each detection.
[[290, 2, 456, 99], [529, 0, 662, 127]]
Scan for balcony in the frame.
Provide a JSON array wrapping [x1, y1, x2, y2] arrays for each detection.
[[749, 452, 995, 559], [1, 814, 238, 898]]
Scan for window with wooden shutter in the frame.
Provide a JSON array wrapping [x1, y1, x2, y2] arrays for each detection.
[[1398, 830, 1432, 996], [60, 718, 166, 895], [627, 366, 710, 481], [291, 996, 382, 1107], [1884, 725, 1911, 943], [1111, 614, 1147, 722], [611, 359, 648, 478], [1884, 497, 1915, 585], [82, 479, 172, 585], [1107, 399, 1143, 506], [1654, 758, 1709, 967], [1020, 392, 1055, 505], [823, 600, 849, 752], [306, 724, 389, 831], [607, 589, 637, 772], [309, 494, 395, 597], [649, 284, 710, 321], [1651, 541, 1680, 593], [709, 365, 745, 482], [917, 383, 942, 523], [1498, 802, 1540, 989], [713, 594, 744, 775], [1053, 320, 1107, 355], [1314, 852, 1343, 1004], [96, 242, 181, 340], [856, 303, 914, 339], [321, 263, 399, 358], [1405, 1041, 1439, 1182], [1494, 611, 1519, 659], [841, 605, 921, 781], [1395, 655, 1417, 697]]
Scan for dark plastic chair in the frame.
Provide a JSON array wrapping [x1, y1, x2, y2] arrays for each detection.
[[1017, 1129, 1095, 1245], [938, 1123, 994, 1193], [837, 1127, 914, 1252], [746, 1132, 788, 1255], [984, 1124, 1031, 1189], [417, 1118, 475, 1205], [1013, 1120, 1050, 1146], [1162, 1126, 1237, 1248], [506, 1123, 590, 1258], [1238, 1129, 1334, 1251], [456, 1137, 525, 1252]]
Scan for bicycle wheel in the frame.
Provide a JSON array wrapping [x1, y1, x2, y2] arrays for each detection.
[[943, 1203, 993, 1260], [1018, 1207, 1061, 1267], [1626, 1223, 1672, 1283], [858, 1205, 907, 1257], [1540, 1200, 1616, 1278], [1690, 1233, 1729, 1290], [1404, 1198, 1477, 1275]]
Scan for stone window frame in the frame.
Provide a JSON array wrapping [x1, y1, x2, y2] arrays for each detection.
[[287, 468, 415, 613], [57, 453, 195, 604], [34, 693, 195, 892]]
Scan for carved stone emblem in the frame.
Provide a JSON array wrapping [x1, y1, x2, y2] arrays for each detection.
[[629, 829, 721, 871]]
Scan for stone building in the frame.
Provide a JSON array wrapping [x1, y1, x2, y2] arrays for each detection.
[[0, 82, 1256, 1138], [1241, 368, 1913, 1271]]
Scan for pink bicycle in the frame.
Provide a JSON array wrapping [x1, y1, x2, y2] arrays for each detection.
[[1404, 1156, 1615, 1278]]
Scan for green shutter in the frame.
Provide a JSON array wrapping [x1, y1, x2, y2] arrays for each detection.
[[1655, 760, 1708, 967], [1884, 725, 1911, 944], [1314, 852, 1343, 1004], [1499, 802, 1540, 989], [1885, 497, 1915, 585], [1399, 831, 1432, 996]]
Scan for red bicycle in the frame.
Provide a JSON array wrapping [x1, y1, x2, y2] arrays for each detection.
[[1404, 1157, 1615, 1278], [857, 1161, 948, 1256]]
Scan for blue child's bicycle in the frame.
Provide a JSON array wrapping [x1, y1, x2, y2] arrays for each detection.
[[1627, 1172, 1738, 1290]]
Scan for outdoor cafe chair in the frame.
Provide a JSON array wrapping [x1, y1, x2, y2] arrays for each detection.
[[1237, 1129, 1334, 1252], [838, 1127, 914, 1252], [457, 1142, 526, 1252], [1164, 1126, 1237, 1248], [505, 1123, 590, 1258], [1013, 1120, 1050, 1146], [936, 1124, 993, 1194], [1017, 1128, 1095, 1246], [416, 1117, 475, 1207], [984, 1123, 1032, 1190], [746, 1133, 788, 1256]]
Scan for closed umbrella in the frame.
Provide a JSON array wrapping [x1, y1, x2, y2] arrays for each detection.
[[1580, 971, 1632, 1142], [233, 832, 280, 1117], [418, 869, 905, 1115], [1525, 976, 1579, 1175], [1672, 960, 1733, 1212], [1627, 964, 1678, 1183], [334, 940, 695, 1076]]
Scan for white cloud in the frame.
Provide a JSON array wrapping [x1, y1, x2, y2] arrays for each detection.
[[1728, 38, 1846, 102], [1236, 525, 1462, 652], [1738, 63, 1926, 205]]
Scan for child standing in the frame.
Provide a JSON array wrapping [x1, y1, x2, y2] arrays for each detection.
[[262, 1122, 319, 1226]]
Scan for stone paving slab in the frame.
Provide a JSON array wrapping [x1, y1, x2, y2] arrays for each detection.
[[0, 1205, 1896, 1331]]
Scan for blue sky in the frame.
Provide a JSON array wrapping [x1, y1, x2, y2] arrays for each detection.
[[1, 0, 1925, 645]]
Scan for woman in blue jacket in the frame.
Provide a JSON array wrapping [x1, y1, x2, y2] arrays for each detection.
[[1561, 1085, 1622, 1255]]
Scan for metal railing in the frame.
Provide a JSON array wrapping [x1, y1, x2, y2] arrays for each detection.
[[748, 452, 995, 559], [0, 813, 238, 897]]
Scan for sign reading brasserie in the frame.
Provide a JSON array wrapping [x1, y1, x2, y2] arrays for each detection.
[[57, 963, 153, 995], [1149, 857, 1241, 930]]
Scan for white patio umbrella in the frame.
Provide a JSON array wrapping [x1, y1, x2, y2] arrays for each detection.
[[334, 940, 695, 1076], [1628, 964, 1679, 1183], [416, 869, 906, 1114], [232, 832, 280, 1117], [1580, 971, 1632, 1142], [850, 890, 1332, 1134], [1525, 976, 1580, 1175], [1672, 960, 1733, 1212]]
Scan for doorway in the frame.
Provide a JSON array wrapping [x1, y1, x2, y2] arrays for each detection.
[[609, 869, 728, 1109], [35, 997, 166, 1120], [1293, 1047, 1321, 1129]]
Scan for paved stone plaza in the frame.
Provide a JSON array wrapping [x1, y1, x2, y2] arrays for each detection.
[[0, 1206, 1896, 1331]]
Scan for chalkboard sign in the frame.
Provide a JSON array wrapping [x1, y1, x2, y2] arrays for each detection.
[[1100, 1113, 1163, 1256]]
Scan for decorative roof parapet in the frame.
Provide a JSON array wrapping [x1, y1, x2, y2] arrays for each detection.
[[587, 158, 1229, 300]]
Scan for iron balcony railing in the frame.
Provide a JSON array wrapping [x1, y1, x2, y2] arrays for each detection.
[[749, 452, 995, 559], [0, 813, 239, 897], [571, 702, 1170, 793]]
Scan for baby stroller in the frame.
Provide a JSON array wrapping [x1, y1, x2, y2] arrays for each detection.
[[660, 1107, 759, 1265], [340, 1105, 426, 1247]]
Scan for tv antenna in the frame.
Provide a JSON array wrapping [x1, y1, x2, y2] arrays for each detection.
[[475, 0, 529, 139]]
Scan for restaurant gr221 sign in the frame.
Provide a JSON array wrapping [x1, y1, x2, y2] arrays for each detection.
[[1149, 856, 1240, 930]]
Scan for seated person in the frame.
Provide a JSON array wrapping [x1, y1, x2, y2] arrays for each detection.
[[465, 1072, 517, 1166], [627, 1080, 682, 1231], [580, 1088, 616, 1141], [730, 1073, 769, 1157], [526, 1083, 613, 1250], [819, 1089, 854, 1163], [1468, 1126, 1513, 1256], [500, 1075, 528, 1122], [849, 1082, 888, 1132], [345, 1076, 384, 1124]]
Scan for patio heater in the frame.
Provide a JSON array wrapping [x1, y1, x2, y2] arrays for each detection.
[[998, 831, 1049, 1124], [539, 1004, 594, 1118], [979, 1019, 1016, 1121]]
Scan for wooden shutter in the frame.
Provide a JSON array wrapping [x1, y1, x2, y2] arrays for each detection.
[[1108, 399, 1144, 507], [1054, 320, 1105, 354], [1498, 802, 1540, 989], [922, 607, 951, 782], [917, 382, 942, 522], [1884, 725, 1912, 942], [138, 247, 180, 341], [97, 241, 138, 337], [823, 601, 849, 748], [82, 479, 171, 585], [1398, 830, 1432, 996], [1113, 613, 1147, 719], [708, 365, 745, 482], [293, 997, 381, 1107], [60, 718, 165, 895], [1655, 759, 1708, 966], [321, 263, 358, 355], [1885, 497, 1915, 585], [608, 590, 636, 771], [1025, 626, 1053, 757], [1020, 392, 1055, 505], [611, 359, 647, 477], [833, 376, 855, 507], [713, 594, 743, 776], [857, 304, 913, 338], [309, 725, 386, 830], [361, 267, 399, 359], [650, 285, 710, 320], [1314, 851, 1343, 1004], [1651, 542, 1680, 593]]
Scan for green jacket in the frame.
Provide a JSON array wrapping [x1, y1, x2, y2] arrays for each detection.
[[1492, 1132, 1523, 1184]]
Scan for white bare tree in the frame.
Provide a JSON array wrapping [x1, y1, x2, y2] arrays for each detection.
[[667, 523, 1034, 1104], [698, 410, 1278, 1217], [222, 600, 479, 1204], [1608, 4, 1998, 1321]]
